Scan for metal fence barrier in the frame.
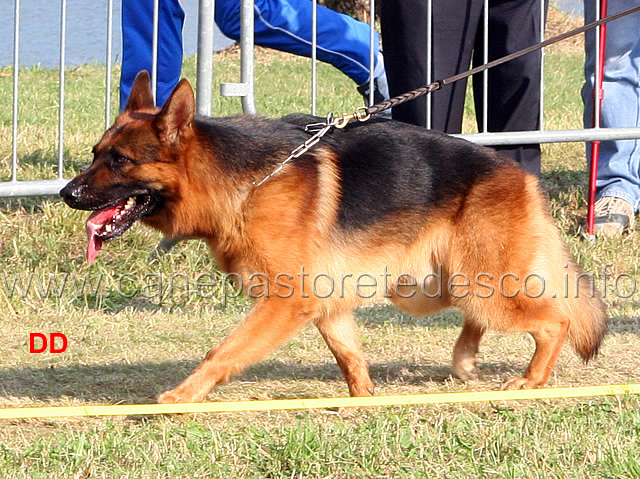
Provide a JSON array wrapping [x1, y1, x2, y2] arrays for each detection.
[[3, 0, 640, 199]]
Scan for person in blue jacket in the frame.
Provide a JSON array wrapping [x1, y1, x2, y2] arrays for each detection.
[[120, 0, 388, 110]]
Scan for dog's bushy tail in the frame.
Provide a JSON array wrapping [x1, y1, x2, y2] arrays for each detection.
[[518, 174, 607, 363], [563, 259, 608, 362]]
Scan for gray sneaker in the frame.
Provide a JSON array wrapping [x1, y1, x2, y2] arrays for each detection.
[[593, 196, 635, 237]]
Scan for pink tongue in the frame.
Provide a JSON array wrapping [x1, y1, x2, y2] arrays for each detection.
[[85, 201, 126, 264]]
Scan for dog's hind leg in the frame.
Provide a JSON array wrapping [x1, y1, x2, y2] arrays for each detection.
[[501, 308, 570, 390], [314, 311, 375, 397], [452, 321, 486, 381], [157, 298, 315, 403]]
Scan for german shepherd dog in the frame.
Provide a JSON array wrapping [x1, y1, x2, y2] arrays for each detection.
[[61, 71, 607, 403]]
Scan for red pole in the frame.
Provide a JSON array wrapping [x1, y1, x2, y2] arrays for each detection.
[[587, 0, 608, 236]]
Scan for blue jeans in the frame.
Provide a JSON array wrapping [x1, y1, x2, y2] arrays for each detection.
[[121, 0, 381, 109], [582, 0, 640, 211]]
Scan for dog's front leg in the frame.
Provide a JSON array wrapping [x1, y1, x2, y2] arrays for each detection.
[[158, 298, 316, 403]]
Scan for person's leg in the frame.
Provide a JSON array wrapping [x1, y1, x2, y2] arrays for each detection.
[[381, 0, 482, 129], [215, 0, 383, 87], [582, 0, 640, 231], [432, 0, 484, 132], [380, 0, 428, 126], [120, 0, 185, 109], [472, 0, 546, 176]]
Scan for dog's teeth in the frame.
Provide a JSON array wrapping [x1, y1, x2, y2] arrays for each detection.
[[105, 224, 112, 232]]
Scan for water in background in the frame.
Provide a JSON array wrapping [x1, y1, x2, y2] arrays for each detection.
[[0, 0, 581, 68], [0, 0, 233, 68], [555, 0, 583, 17]]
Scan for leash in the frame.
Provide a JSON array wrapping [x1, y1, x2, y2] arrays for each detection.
[[254, 4, 640, 187]]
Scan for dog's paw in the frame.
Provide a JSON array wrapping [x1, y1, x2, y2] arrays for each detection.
[[347, 380, 375, 397], [157, 389, 189, 404], [452, 358, 478, 381], [501, 377, 535, 390]]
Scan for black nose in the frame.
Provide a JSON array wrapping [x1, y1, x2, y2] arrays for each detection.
[[60, 181, 87, 205]]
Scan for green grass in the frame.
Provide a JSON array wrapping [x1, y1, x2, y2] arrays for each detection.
[[0, 12, 639, 477], [2, 399, 640, 478]]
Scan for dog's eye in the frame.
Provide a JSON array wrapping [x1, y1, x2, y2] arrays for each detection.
[[114, 155, 130, 165]]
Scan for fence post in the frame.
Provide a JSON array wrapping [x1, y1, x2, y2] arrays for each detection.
[[105, 0, 114, 128], [196, 0, 215, 116], [239, 0, 256, 114], [220, 0, 257, 114], [58, 0, 67, 180], [12, 0, 20, 183]]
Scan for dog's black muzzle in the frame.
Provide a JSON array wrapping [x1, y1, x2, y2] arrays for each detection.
[[60, 179, 91, 209]]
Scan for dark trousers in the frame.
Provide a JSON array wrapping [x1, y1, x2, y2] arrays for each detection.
[[380, 0, 546, 176]]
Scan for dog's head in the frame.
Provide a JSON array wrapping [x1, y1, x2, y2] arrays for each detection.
[[60, 71, 195, 263]]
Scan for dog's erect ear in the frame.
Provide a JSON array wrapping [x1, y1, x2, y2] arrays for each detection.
[[153, 79, 195, 144], [125, 71, 155, 112]]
